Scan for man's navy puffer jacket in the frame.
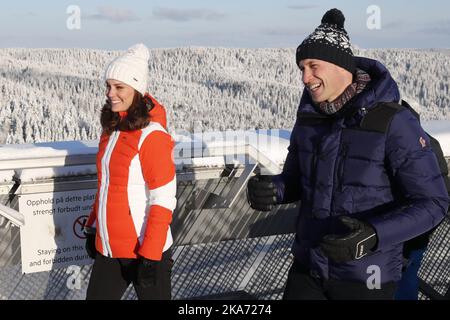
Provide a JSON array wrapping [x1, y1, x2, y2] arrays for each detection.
[[273, 56, 449, 283]]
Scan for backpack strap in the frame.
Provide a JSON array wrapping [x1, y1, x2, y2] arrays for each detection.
[[399, 99, 420, 122], [359, 102, 403, 133], [360, 100, 423, 133]]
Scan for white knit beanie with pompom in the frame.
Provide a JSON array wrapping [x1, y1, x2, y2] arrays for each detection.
[[104, 43, 150, 95]]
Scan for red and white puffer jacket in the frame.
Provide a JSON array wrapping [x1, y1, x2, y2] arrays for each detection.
[[86, 96, 176, 261]]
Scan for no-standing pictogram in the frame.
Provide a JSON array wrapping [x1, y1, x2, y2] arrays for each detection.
[[73, 215, 88, 239]]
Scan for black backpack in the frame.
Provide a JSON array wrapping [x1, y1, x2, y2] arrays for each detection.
[[360, 100, 450, 254]]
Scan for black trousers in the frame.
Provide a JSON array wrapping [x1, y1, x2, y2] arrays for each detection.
[[86, 249, 173, 300], [283, 260, 396, 300]]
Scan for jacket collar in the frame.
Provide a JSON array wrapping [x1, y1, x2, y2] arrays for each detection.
[[145, 94, 168, 130]]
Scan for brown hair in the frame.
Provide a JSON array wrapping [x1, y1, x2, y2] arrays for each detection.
[[100, 91, 154, 135]]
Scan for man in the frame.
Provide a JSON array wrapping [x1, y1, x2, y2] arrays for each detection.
[[247, 8, 449, 300]]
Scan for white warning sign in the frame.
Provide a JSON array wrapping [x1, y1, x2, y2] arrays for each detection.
[[18, 189, 96, 274]]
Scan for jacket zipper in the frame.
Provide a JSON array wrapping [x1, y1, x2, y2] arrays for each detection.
[[311, 147, 318, 189], [338, 143, 348, 192], [99, 130, 120, 257]]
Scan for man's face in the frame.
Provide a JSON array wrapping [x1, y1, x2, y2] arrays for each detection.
[[299, 59, 352, 103]]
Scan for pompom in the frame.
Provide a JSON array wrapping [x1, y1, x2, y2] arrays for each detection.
[[126, 43, 150, 61], [321, 8, 345, 28]]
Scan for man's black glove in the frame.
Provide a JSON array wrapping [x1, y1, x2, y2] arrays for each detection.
[[247, 175, 278, 211], [320, 216, 378, 263], [136, 258, 159, 288], [84, 227, 97, 259]]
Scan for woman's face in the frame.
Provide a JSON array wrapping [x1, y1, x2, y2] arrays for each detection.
[[106, 79, 135, 112]]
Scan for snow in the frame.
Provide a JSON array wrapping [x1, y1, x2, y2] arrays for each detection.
[[0, 170, 14, 183], [16, 165, 97, 182], [1, 122, 448, 181], [190, 157, 225, 168], [172, 129, 290, 167], [187, 129, 290, 166], [0, 140, 98, 161], [422, 121, 450, 156], [1, 48, 449, 145], [3, 130, 290, 180]]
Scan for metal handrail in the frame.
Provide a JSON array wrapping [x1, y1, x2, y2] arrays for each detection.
[[0, 140, 448, 300], [0, 203, 24, 227], [0, 141, 285, 174]]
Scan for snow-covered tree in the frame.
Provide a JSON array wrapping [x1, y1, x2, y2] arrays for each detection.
[[0, 47, 449, 144]]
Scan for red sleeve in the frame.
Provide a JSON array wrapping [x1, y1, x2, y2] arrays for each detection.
[[137, 130, 176, 260]]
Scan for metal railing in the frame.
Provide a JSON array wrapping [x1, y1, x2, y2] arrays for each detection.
[[0, 143, 449, 300]]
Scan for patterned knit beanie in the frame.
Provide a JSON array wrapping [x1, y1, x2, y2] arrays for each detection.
[[296, 8, 355, 73]]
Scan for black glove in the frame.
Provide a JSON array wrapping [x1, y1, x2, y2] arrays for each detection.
[[84, 227, 97, 259], [136, 258, 159, 288], [320, 216, 378, 263], [247, 175, 278, 211]]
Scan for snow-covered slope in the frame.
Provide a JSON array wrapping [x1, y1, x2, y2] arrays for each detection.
[[0, 47, 449, 144]]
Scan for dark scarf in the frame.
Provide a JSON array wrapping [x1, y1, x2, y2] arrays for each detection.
[[318, 69, 371, 115]]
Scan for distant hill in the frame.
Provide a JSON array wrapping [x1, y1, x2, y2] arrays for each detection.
[[0, 47, 449, 144]]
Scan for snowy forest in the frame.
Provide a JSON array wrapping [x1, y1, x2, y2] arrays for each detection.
[[0, 47, 449, 144]]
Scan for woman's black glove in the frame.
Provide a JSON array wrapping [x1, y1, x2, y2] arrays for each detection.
[[136, 258, 159, 288], [83, 227, 97, 259]]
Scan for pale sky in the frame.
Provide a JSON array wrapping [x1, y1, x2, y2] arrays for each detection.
[[1, 0, 449, 49]]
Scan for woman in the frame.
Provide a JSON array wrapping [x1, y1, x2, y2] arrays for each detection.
[[83, 43, 176, 300]]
